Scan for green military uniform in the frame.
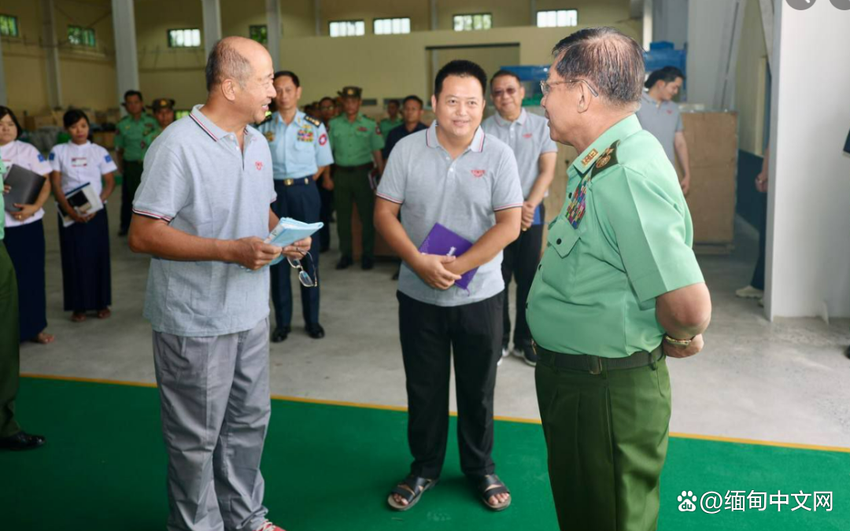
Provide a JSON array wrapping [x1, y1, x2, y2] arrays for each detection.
[[527, 115, 704, 531], [328, 91, 384, 261], [379, 117, 403, 137], [0, 157, 22, 438], [143, 98, 176, 148], [115, 112, 160, 233]]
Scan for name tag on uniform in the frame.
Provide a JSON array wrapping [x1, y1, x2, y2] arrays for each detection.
[[71, 157, 88, 167], [357, 126, 368, 133]]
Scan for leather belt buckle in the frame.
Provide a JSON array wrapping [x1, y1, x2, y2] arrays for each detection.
[[588, 356, 603, 375]]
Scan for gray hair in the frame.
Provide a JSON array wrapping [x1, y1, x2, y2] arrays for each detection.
[[205, 38, 252, 92], [551, 27, 644, 107]]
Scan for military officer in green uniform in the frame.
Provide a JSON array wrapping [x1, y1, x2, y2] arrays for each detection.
[[145, 98, 176, 146], [115, 90, 159, 236], [527, 28, 712, 531], [328, 86, 384, 270], [379, 99, 403, 137]]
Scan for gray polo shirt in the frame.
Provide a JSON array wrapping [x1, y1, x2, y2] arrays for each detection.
[[481, 109, 557, 199], [377, 121, 522, 307], [635, 92, 684, 163], [133, 105, 276, 337]]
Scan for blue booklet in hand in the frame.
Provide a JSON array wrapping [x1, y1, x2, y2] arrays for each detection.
[[418, 223, 479, 290], [264, 217, 324, 267]]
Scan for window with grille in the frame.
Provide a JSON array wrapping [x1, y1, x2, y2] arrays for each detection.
[[453, 13, 492, 32], [168, 28, 201, 48], [0, 15, 19, 37], [536, 10, 578, 28], [68, 25, 96, 47], [329, 20, 365, 38], [373, 18, 410, 35]]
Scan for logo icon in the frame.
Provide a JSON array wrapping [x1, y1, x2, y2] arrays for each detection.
[[678, 491, 698, 512], [255, 161, 263, 171], [319, 133, 328, 146], [471, 169, 485, 178], [786, 0, 816, 9]]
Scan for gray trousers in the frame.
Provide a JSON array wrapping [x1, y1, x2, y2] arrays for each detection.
[[153, 318, 271, 531]]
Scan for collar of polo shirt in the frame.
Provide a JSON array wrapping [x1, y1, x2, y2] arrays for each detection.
[[190, 104, 257, 144], [493, 108, 528, 128], [425, 121, 486, 153]]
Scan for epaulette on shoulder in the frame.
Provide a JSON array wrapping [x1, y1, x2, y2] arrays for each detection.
[[304, 115, 321, 127], [590, 140, 620, 178]]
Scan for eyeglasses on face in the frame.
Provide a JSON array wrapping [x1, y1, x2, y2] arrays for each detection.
[[491, 87, 519, 99], [540, 78, 599, 98]]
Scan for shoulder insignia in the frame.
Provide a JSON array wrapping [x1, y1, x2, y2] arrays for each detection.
[[304, 115, 321, 128], [590, 141, 619, 178]]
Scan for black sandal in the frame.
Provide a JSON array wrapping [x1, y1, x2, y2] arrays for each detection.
[[476, 474, 511, 511], [387, 474, 438, 511]]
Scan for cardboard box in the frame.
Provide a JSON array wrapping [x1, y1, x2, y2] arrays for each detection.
[[92, 131, 116, 149], [24, 114, 59, 131]]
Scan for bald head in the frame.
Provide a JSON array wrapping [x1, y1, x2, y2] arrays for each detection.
[[551, 27, 644, 108], [205, 36, 270, 92]]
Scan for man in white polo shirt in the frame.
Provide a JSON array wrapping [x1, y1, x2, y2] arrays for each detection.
[[482, 70, 558, 367], [375, 60, 522, 513], [129, 37, 309, 531]]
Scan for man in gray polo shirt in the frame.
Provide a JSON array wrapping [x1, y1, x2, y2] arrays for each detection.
[[636, 66, 691, 194], [482, 70, 558, 367], [129, 37, 309, 531], [375, 60, 522, 513]]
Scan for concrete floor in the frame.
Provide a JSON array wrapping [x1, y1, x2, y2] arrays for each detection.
[[19, 199, 850, 449]]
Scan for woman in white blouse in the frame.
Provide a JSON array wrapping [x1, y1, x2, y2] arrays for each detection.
[[49, 109, 116, 322], [0, 106, 54, 344]]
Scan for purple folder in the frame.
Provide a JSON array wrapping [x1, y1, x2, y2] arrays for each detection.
[[418, 223, 479, 290]]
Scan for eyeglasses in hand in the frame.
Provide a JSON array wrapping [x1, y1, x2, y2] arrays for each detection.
[[288, 251, 317, 288]]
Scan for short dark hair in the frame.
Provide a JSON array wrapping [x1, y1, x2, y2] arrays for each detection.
[[434, 60, 487, 98], [402, 95, 424, 108], [551, 27, 644, 107], [0, 106, 23, 140], [205, 39, 252, 92], [387, 99, 400, 108], [645, 66, 685, 89], [320, 96, 335, 105], [124, 90, 143, 102], [63, 109, 90, 129], [490, 69, 521, 87], [274, 70, 300, 87]]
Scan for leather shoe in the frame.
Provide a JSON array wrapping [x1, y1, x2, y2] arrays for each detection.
[[0, 431, 46, 451], [361, 256, 374, 270], [306, 323, 325, 339], [271, 325, 291, 343], [336, 256, 353, 270]]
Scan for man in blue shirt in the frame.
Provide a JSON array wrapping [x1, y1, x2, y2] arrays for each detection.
[[259, 71, 334, 342]]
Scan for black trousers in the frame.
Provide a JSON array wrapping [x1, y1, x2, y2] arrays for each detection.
[[270, 178, 321, 328], [318, 171, 334, 251], [398, 291, 503, 479], [120, 160, 143, 232], [751, 193, 767, 290], [501, 205, 545, 349]]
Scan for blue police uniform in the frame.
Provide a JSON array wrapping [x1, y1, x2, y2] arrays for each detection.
[[258, 111, 334, 337]]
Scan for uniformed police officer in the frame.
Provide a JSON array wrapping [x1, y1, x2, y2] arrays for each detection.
[[328, 86, 384, 270], [259, 71, 333, 342], [115, 90, 160, 236], [527, 28, 712, 531], [148, 98, 176, 136], [379, 99, 403, 137]]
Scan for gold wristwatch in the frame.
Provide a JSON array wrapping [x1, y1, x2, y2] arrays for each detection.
[[664, 335, 693, 347]]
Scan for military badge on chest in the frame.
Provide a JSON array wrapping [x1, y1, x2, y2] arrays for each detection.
[[565, 141, 619, 229], [264, 130, 275, 142], [297, 128, 314, 143]]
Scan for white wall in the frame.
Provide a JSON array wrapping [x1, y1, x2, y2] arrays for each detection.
[[686, 0, 740, 108], [766, 0, 850, 319], [652, 0, 688, 49]]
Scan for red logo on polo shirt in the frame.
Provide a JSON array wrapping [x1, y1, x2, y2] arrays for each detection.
[[255, 161, 263, 171], [667, 110, 673, 114], [471, 169, 485, 178], [523, 133, 533, 139], [319, 133, 328, 146]]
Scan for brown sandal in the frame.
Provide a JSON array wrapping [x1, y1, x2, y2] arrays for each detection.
[[32, 332, 55, 344], [387, 475, 438, 511], [97, 308, 111, 319], [71, 312, 87, 323]]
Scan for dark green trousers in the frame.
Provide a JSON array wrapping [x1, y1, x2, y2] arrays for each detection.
[[120, 159, 144, 232], [535, 355, 672, 531], [333, 165, 374, 260], [0, 242, 21, 438]]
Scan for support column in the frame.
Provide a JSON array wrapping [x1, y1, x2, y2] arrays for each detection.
[[41, 0, 63, 109], [766, 0, 850, 319], [429, 0, 438, 98], [265, 0, 282, 67], [430, 0, 438, 30], [111, 0, 139, 112], [530, 0, 537, 26], [642, 0, 653, 50], [0, 34, 7, 106], [202, 0, 222, 58], [314, 0, 322, 36]]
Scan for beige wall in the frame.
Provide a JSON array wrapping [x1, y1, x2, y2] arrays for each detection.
[[735, 0, 768, 155]]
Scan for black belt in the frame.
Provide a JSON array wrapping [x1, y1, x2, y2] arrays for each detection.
[[277, 177, 312, 186], [337, 163, 373, 171], [533, 342, 663, 375]]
